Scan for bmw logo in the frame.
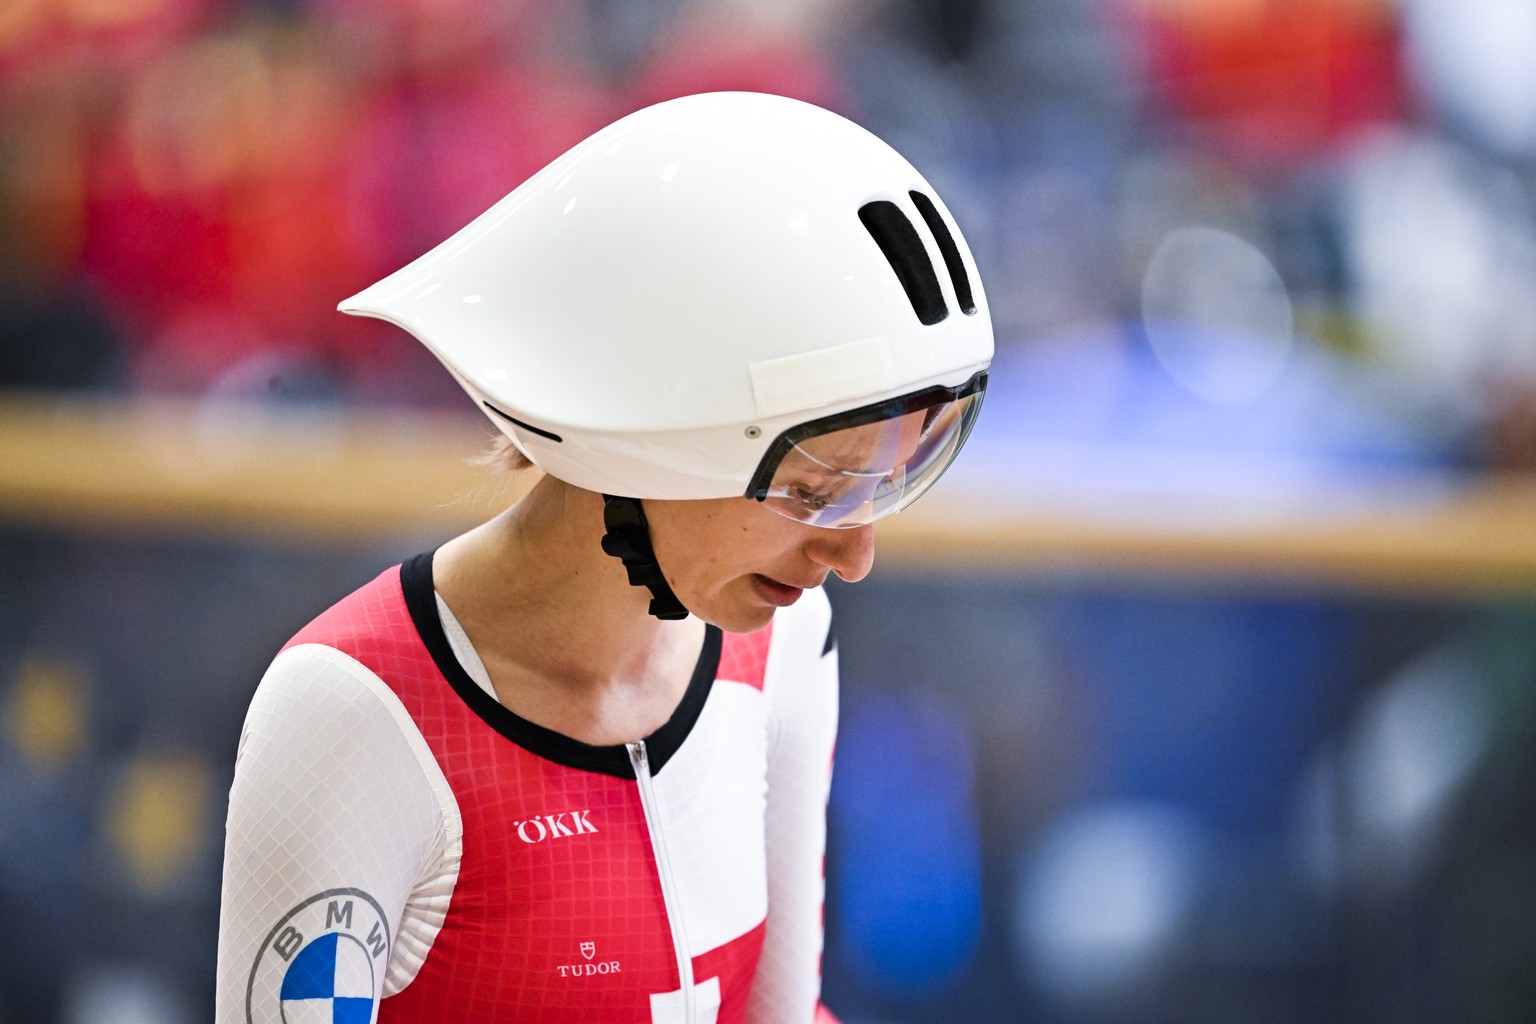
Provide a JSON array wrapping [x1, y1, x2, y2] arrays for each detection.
[[246, 889, 390, 1024]]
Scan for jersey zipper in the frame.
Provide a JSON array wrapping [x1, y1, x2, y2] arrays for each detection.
[[627, 739, 697, 1023]]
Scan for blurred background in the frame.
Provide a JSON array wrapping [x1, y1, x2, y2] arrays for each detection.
[[2, 0, 1536, 1021]]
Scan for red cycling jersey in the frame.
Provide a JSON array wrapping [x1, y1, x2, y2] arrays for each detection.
[[217, 551, 839, 1023]]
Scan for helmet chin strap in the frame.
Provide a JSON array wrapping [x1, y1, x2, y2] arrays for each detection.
[[599, 495, 689, 621]]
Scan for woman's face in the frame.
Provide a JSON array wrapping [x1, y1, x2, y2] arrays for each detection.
[[642, 493, 876, 633]]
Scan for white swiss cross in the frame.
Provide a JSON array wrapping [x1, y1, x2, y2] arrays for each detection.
[[648, 976, 720, 1024]]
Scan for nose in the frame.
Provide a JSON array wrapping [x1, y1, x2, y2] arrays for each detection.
[[806, 522, 876, 584]]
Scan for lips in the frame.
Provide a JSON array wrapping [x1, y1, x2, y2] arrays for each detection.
[[751, 574, 806, 608]]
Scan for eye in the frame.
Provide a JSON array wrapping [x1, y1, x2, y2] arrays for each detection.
[[785, 484, 832, 512], [762, 483, 836, 523]]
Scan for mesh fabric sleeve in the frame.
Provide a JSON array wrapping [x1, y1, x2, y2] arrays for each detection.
[[749, 589, 840, 1024], [215, 643, 462, 1022]]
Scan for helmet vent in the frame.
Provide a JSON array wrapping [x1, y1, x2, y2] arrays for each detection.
[[909, 190, 976, 316], [858, 200, 949, 326]]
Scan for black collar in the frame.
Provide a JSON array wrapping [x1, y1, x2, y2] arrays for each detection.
[[399, 550, 721, 779]]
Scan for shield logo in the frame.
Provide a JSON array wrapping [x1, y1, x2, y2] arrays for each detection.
[[580, 941, 595, 961]]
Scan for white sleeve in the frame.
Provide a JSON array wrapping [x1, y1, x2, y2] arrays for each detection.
[[749, 589, 839, 1024], [216, 643, 462, 1023]]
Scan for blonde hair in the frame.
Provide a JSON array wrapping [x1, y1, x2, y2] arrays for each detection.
[[474, 433, 535, 473]]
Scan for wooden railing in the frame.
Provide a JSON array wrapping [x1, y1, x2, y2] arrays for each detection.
[[3, 392, 1534, 596]]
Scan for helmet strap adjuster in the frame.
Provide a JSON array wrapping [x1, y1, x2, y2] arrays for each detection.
[[599, 495, 689, 621]]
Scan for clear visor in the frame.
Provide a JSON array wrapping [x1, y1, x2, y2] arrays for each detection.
[[747, 372, 986, 529]]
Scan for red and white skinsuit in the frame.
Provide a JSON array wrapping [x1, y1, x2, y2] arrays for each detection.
[[217, 551, 839, 1023]]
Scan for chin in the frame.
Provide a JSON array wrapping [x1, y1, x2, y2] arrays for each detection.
[[699, 600, 776, 635], [677, 578, 780, 634]]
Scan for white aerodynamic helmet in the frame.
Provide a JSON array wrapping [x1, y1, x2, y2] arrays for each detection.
[[340, 91, 993, 529]]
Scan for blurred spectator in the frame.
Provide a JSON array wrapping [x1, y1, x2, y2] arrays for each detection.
[[0, 0, 206, 91], [316, 0, 616, 404], [1331, 128, 1536, 450], [1118, 0, 1405, 176], [316, 0, 616, 265], [0, 70, 124, 390], [80, 14, 381, 399]]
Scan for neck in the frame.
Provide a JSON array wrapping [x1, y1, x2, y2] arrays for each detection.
[[433, 475, 703, 698]]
